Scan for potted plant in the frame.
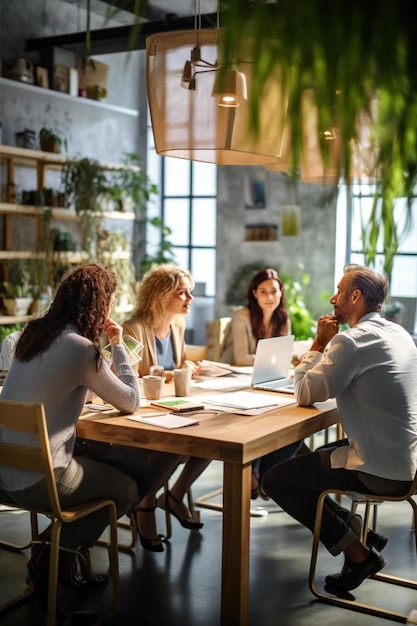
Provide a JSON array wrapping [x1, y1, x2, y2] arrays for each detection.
[[107, 153, 158, 212], [1, 259, 33, 316], [39, 127, 66, 153], [62, 157, 108, 256]]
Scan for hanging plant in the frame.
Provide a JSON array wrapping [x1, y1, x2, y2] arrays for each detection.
[[221, 0, 417, 279], [61, 157, 108, 256]]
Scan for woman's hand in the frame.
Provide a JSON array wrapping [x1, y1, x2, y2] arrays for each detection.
[[103, 318, 123, 345]]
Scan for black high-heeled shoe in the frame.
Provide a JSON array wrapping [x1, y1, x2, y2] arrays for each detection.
[[131, 505, 164, 552], [157, 491, 204, 530]]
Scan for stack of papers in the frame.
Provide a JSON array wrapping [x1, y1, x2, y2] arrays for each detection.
[[198, 391, 296, 415]]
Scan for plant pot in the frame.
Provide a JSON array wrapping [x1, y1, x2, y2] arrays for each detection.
[[40, 137, 61, 153], [3, 297, 32, 316]]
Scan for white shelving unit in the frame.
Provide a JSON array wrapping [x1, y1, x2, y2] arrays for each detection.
[[0, 77, 139, 119]]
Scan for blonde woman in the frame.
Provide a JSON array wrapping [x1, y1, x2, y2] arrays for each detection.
[[122, 264, 209, 551]]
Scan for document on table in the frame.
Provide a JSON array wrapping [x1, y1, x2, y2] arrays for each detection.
[[190, 376, 251, 392], [127, 413, 199, 429], [198, 391, 296, 414]]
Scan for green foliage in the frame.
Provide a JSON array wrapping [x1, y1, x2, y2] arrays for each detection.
[[107, 153, 158, 213], [1, 259, 31, 297], [62, 157, 107, 213], [0, 323, 24, 345], [280, 273, 317, 340], [139, 217, 177, 276], [221, 0, 417, 279], [39, 127, 67, 153]]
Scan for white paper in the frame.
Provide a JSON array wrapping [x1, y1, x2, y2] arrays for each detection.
[[127, 413, 199, 429], [198, 391, 296, 411], [202, 360, 253, 376], [84, 403, 113, 411], [190, 377, 251, 392]]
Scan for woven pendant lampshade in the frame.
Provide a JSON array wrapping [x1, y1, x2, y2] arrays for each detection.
[[299, 89, 380, 185], [146, 29, 288, 166], [299, 89, 343, 184]]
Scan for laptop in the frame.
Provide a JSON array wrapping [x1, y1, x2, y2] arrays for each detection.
[[251, 335, 295, 393]]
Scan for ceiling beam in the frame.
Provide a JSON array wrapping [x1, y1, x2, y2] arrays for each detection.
[[26, 12, 219, 56]]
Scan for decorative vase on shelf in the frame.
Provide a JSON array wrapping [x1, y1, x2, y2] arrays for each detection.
[[2, 297, 32, 316]]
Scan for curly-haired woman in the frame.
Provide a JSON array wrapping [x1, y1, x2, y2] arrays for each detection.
[[122, 264, 209, 552], [0, 263, 147, 618]]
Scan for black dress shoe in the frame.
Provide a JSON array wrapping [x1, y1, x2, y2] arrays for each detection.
[[366, 529, 389, 552], [325, 547, 386, 591]]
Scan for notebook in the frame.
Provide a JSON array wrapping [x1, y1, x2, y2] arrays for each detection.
[[251, 335, 296, 393]]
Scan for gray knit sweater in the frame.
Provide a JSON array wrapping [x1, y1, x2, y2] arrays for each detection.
[[0, 325, 140, 492]]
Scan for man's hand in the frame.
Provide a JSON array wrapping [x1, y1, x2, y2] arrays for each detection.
[[311, 314, 340, 352]]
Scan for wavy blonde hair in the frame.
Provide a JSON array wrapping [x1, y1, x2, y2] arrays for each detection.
[[134, 264, 194, 327]]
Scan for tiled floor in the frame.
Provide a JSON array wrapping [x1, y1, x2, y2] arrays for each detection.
[[1, 457, 416, 626]]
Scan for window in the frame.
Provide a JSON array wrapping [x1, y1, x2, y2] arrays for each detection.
[[339, 184, 417, 332], [146, 122, 217, 298]]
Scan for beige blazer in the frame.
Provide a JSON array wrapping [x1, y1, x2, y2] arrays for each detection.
[[122, 315, 186, 377]]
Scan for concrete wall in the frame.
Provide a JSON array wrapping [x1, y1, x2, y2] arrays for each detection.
[[0, 0, 144, 161], [216, 166, 337, 319]]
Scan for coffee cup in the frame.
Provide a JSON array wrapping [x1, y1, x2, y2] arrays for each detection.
[[142, 375, 165, 400], [173, 368, 192, 397]]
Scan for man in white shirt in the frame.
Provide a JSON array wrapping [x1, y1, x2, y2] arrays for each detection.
[[263, 265, 417, 592]]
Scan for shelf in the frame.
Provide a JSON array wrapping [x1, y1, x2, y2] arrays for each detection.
[[0, 315, 31, 325], [0, 77, 139, 118], [0, 203, 135, 221]]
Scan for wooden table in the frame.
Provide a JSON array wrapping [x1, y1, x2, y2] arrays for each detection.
[[77, 387, 338, 626]]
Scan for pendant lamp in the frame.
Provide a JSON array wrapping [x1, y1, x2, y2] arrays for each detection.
[[349, 99, 380, 183], [268, 89, 379, 185], [146, 28, 288, 166], [299, 89, 343, 184]]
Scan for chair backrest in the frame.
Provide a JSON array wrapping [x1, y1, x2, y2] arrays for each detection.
[[0, 399, 64, 519], [205, 317, 231, 361]]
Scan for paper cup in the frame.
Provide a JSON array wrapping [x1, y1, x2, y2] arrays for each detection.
[[142, 375, 165, 400], [173, 368, 192, 397]]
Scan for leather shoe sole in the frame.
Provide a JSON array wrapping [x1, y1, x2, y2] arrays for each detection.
[[325, 547, 387, 591]]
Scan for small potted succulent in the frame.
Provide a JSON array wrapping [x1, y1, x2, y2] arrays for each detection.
[[39, 127, 66, 153], [1, 260, 33, 316]]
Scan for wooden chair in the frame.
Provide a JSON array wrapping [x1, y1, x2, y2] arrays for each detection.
[[205, 317, 231, 362], [309, 472, 417, 623], [0, 399, 120, 625]]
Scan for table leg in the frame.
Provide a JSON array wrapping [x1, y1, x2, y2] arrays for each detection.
[[221, 461, 252, 626]]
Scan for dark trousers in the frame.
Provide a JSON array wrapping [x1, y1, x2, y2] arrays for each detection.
[[262, 442, 411, 555]]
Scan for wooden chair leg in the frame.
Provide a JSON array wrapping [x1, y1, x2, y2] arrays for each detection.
[[309, 489, 417, 623], [97, 515, 137, 552], [0, 510, 39, 552], [195, 487, 269, 517]]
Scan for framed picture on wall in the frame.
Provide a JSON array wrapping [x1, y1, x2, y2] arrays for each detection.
[[244, 169, 268, 209]]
